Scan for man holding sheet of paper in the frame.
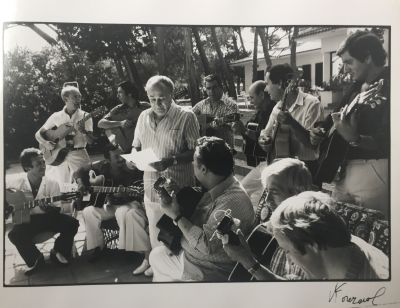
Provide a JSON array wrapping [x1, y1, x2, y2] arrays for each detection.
[[127, 75, 200, 276]]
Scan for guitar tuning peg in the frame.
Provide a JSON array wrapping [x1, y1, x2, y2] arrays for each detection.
[[370, 102, 377, 109], [375, 99, 382, 105]]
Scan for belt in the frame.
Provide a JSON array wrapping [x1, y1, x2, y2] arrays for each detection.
[[67, 147, 85, 151]]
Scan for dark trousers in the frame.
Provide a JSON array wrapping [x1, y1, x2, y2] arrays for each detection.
[[8, 211, 79, 267]]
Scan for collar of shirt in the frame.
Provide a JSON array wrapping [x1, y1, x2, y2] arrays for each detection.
[[285, 90, 306, 113], [206, 174, 236, 202], [205, 97, 226, 107], [62, 106, 80, 117]]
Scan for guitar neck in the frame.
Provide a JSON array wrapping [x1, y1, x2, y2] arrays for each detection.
[[91, 186, 138, 196], [15, 195, 64, 210]]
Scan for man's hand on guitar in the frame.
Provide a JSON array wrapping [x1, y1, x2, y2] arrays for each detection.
[[120, 119, 134, 129], [310, 127, 326, 146], [149, 157, 174, 172], [222, 229, 255, 268], [258, 136, 272, 152], [273, 109, 294, 126], [163, 179, 182, 195], [331, 105, 359, 143], [75, 122, 87, 134], [231, 121, 246, 134], [160, 192, 180, 220], [38, 200, 52, 212]]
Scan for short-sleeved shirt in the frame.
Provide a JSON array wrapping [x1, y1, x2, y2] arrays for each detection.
[[42, 107, 93, 148], [132, 102, 200, 202], [181, 175, 256, 281], [192, 96, 239, 148], [103, 102, 149, 120], [260, 90, 325, 161]]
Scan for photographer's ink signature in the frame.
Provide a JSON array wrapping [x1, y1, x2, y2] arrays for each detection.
[[329, 283, 386, 306]]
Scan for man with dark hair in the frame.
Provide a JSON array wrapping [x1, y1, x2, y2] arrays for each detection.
[[149, 137, 255, 282], [223, 191, 389, 280], [192, 74, 239, 148], [310, 30, 389, 218], [7, 148, 79, 275], [98, 80, 148, 153], [259, 63, 324, 186], [74, 143, 146, 263], [232, 80, 276, 207]]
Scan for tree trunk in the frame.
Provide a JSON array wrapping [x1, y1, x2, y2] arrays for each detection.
[[290, 27, 299, 75], [257, 27, 273, 69], [232, 32, 240, 58], [121, 56, 134, 82], [252, 29, 259, 83], [184, 28, 201, 106], [237, 27, 247, 54], [120, 40, 145, 94], [210, 27, 237, 99], [24, 23, 58, 46], [156, 26, 166, 75], [113, 54, 125, 80], [192, 27, 211, 76]]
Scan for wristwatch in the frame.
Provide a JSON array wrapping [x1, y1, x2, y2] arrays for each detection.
[[248, 261, 261, 276], [172, 156, 178, 165], [349, 135, 362, 147], [173, 214, 183, 226]]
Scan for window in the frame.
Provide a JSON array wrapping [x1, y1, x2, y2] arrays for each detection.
[[315, 62, 323, 87]]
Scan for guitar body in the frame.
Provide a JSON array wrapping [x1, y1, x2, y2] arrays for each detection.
[[87, 171, 111, 208], [314, 130, 349, 184], [197, 114, 216, 137], [40, 124, 73, 166], [5, 189, 32, 224], [104, 108, 143, 152], [229, 224, 277, 282], [242, 123, 259, 157]]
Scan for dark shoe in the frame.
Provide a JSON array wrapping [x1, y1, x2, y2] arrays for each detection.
[[88, 246, 104, 263], [50, 249, 69, 267], [25, 254, 45, 276]]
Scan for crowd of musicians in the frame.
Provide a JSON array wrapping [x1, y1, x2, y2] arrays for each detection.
[[6, 30, 389, 281]]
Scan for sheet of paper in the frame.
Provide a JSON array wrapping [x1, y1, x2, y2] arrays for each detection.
[[121, 148, 158, 172]]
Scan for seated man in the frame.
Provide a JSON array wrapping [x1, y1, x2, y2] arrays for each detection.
[[223, 191, 389, 280], [149, 137, 255, 282], [7, 148, 80, 275], [74, 143, 150, 265]]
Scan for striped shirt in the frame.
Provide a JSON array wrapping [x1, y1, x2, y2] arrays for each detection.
[[270, 235, 389, 280], [42, 107, 93, 148], [192, 96, 239, 148], [181, 175, 255, 281], [260, 90, 324, 161], [132, 102, 200, 202]]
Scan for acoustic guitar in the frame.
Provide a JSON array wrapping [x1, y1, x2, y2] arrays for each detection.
[[153, 176, 202, 255], [5, 189, 79, 224], [40, 106, 107, 166], [314, 79, 388, 184], [105, 88, 188, 152], [198, 112, 242, 137], [266, 70, 303, 164]]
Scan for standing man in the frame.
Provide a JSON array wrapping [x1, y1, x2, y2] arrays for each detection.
[[7, 148, 79, 275], [259, 64, 324, 186], [130, 75, 200, 276], [231, 80, 276, 207], [98, 80, 148, 153], [35, 83, 94, 183], [149, 137, 255, 282], [310, 31, 389, 218], [192, 74, 239, 148]]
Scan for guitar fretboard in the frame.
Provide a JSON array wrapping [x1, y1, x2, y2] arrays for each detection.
[[13, 195, 65, 210], [91, 186, 140, 196]]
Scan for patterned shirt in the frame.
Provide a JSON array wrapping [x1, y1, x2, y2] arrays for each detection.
[[192, 96, 239, 148], [270, 235, 389, 280], [42, 107, 93, 148], [103, 102, 149, 120], [260, 90, 324, 161], [181, 175, 255, 281], [132, 102, 200, 202]]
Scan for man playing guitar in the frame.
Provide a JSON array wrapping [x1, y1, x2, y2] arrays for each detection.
[[259, 64, 325, 187], [192, 74, 239, 148], [310, 31, 389, 218], [7, 148, 80, 275], [98, 80, 148, 153], [231, 80, 276, 208], [35, 82, 94, 183], [74, 143, 146, 264]]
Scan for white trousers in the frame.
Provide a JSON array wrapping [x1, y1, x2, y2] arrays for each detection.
[[149, 245, 185, 282], [333, 159, 389, 219], [144, 195, 164, 249], [82, 201, 150, 252], [240, 161, 268, 209]]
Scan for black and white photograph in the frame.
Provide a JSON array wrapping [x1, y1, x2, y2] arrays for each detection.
[[1, 1, 400, 307]]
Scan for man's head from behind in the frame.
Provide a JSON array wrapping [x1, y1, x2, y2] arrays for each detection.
[[20, 148, 46, 176], [248, 80, 271, 110], [103, 143, 125, 168], [269, 191, 351, 278], [337, 31, 386, 81], [117, 80, 139, 104], [261, 158, 312, 210], [193, 137, 235, 185], [204, 74, 223, 103]]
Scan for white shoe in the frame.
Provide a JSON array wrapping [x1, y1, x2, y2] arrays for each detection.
[[133, 259, 150, 275], [144, 266, 153, 277]]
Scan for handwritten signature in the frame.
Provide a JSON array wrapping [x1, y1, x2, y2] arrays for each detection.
[[329, 283, 386, 306]]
